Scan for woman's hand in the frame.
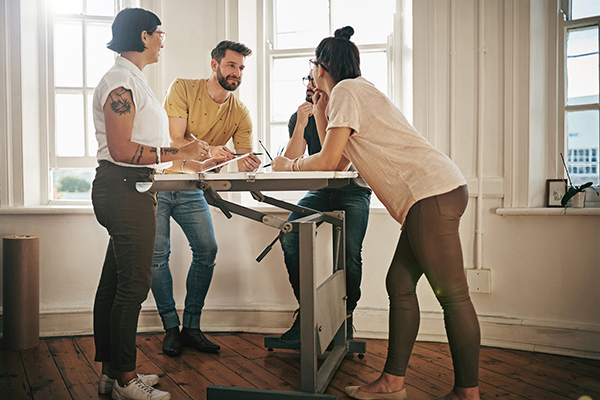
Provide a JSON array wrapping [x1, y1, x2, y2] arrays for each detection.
[[179, 139, 211, 160], [271, 156, 293, 171], [312, 89, 329, 117], [199, 156, 230, 173]]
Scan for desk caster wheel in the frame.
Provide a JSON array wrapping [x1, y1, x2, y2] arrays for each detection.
[[268, 348, 273, 351], [358, 353, 365, 359]]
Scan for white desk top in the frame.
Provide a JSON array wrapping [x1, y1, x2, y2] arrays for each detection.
[[137, 171, 358, 193]]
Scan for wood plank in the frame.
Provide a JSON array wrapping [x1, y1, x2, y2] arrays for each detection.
[[136, 333, 209, 400], [416, 342, 571, 400], [45, 338, 103, 399], [20, 341, 71, 400], [0, 347, 32, 400], [207, 334, 298, 392], [505, 347, 600, 380]]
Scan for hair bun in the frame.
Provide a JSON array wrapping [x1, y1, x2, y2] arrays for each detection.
[[334, 26, 354, 40]]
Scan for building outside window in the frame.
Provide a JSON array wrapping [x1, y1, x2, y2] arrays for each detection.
[[561, 0, 600, 187]]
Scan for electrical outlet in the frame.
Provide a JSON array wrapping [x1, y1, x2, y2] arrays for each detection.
[[466, 269, 491, 293]]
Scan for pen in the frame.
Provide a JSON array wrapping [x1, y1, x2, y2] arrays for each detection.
[[234, 153, 262, 156], [264, 163, 271, 168], [258, 140, 273, 161]]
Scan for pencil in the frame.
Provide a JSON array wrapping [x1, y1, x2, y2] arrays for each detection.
[[234, 153, 262, 156]]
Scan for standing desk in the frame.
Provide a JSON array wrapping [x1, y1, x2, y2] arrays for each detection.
[[137, 171, 367, 399]]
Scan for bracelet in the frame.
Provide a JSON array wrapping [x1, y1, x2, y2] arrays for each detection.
[[291, 157, 298, 171], [297, 156, 303, 171], [156, 147, 161, 164], [181, 159, 187, 173]]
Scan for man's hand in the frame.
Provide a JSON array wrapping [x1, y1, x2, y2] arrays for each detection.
[[296, 102, 313, 131], [240, 152, 261, 172], [210, 145, 235, 159]]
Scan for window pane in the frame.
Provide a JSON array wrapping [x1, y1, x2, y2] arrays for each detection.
[[54, 21, 83, 87], [52, 0, 83, 14], [271, 56, 312, 122], [331, 0, 395, 45], [566, 110, 599, 186], [86, 0, 115, 16], [571, 0, 600, 20], [56, 94, 85, 156], [86, 22, 114, 87], [274, 0, 329, 49], [51, 169, 93, 200], [566, 26, 599, 105], [87, 92, 98, 156], [360, 51, 388, 95]]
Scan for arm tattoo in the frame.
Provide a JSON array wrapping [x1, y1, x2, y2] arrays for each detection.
[[164, 147, 179, 155], [109, 88, 132, 115], [131, 144, 144, 164]]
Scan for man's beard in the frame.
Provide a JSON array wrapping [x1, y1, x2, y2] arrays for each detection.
[[305, 89, 314, 103], [217, 66, 240, 91]]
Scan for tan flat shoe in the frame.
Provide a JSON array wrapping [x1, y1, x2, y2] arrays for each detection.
[[345, 386, 407, 400]]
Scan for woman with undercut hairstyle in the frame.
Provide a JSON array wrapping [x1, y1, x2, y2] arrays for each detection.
[[91, 8, 211, 400]]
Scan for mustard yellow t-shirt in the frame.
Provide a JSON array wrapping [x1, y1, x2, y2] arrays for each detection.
[[163, 78, 253, 148]]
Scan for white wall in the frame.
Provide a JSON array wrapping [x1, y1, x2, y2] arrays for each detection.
[[1, 0, 599, 360]]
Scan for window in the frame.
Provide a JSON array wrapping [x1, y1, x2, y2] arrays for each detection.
[[264, 0, 397, 156], [243, 0, 405, 205], [560, 0, 600, 187], [48, 0, 119, 202]]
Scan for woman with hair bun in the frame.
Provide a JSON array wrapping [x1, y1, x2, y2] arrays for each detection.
[[272, 26, 481, 400]]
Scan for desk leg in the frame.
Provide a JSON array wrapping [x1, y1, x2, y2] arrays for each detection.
[[299, 220, 318, 392]]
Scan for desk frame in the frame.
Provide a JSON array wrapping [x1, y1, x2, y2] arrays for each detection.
[[138, 172, 367, 399]]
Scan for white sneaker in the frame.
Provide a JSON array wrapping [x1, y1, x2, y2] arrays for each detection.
[[98, 373, 160, 394], [111, 377, 170, 400]]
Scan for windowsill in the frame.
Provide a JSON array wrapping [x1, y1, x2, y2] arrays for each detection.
[[496, 207, 600, 216], [0, 205, 94, 215]]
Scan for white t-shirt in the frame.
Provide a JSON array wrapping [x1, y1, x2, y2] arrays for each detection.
[[326, 76, 467, 225], [93, 56, 171, 169]]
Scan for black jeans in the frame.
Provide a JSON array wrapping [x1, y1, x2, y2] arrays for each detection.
[[92, 161, 157, 373], [384, 185, 480, 388]]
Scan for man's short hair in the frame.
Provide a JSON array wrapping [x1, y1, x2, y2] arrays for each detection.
[[211, 40, 252, 63]]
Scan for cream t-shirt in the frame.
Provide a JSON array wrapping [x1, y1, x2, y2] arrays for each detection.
[[94, 56, 171, 169], [326, 77, 467, 225]]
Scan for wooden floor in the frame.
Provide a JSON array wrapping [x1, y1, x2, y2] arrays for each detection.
[[1, 332, 599, 399]]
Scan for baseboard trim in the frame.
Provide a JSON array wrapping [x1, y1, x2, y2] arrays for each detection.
[[1, 308, 598, 360]]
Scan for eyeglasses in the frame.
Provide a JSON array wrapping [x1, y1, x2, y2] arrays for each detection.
[[309, 58, 327, 72], [302, 75, 315, 86], [154, 30, 167, 42]]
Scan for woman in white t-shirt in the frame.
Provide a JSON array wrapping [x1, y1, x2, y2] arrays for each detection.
[[272, 27, 480, 400], [91, 8, 218, 400]]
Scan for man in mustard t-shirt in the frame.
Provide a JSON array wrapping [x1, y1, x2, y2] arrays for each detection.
[[151, 41, 261, 357]]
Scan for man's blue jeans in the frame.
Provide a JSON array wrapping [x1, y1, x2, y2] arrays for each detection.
[[151, 190, 218, 330], [279, 189, 371, 313]]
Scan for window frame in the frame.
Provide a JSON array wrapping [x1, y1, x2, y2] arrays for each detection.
[[557, 9, 600, 188]]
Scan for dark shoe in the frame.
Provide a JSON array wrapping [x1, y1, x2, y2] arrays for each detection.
[[180, 328, 220, 353], [162, 326, 183, 357], [280, 309, 300, 343]]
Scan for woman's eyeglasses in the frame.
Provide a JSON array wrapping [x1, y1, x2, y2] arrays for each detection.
[[154, 30, 167, 42], [302, 75, 315, 86], [309, 58, 327, 72]]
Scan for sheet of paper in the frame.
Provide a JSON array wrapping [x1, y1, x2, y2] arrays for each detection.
[[200, 153, 251, 173]]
